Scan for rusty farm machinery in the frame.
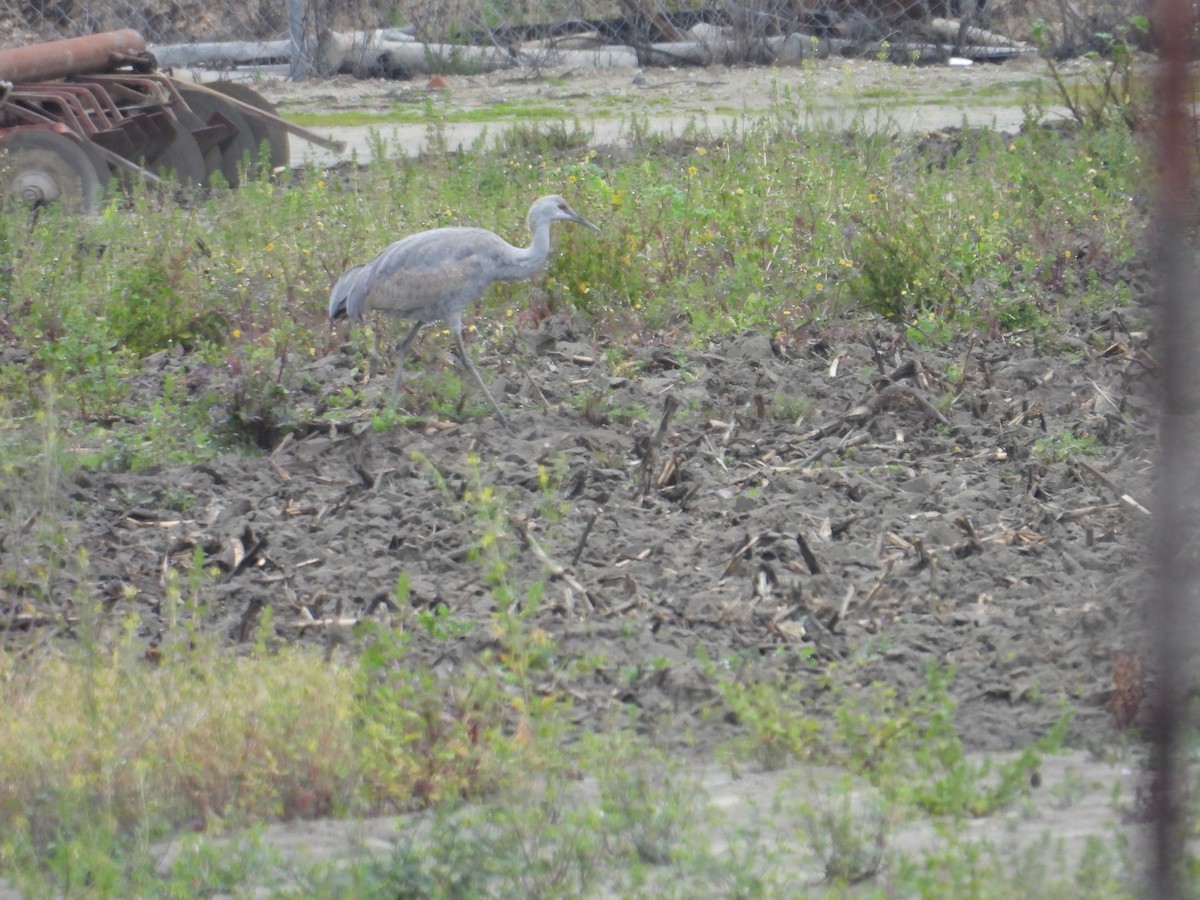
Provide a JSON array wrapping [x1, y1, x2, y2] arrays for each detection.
[[0, 29, 342, 213]]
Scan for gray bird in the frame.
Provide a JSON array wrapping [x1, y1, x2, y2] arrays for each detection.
[[328, 194, 600, 431]]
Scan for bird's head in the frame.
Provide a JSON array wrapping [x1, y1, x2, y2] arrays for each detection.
[[529, 195, 600, 233]]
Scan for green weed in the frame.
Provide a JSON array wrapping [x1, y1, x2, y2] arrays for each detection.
[[1031, 17, 1150, 131], [1033, 431, 1103, 464], [796, 774, 888, 886], [714, 659, 822, 772], [828, 663, 1067, 817], [353, 622, 510, 810], [0, 106, 1144, 470]]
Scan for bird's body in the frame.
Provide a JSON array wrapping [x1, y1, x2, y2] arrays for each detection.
[[330, 227, 557, 324], [329, 195, 598, 431]]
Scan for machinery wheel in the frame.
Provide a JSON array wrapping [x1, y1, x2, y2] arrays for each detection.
[[172, 107, 221, 184], [0, 129, 103, 215], [145, 118, 208, 188], [207, 81, 290, 171], [177, 85, 259, 187], [76, 140, 113, 193]]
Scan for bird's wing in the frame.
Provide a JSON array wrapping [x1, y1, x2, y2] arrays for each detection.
[[351, 228, 514, 321]]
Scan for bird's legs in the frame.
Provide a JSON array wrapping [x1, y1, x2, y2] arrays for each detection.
[[452, 329, 512, 433], [390, 320, 424, 394]]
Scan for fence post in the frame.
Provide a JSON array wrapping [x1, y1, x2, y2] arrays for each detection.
[[287, 0, 311, 79], [1149, 0, 1198, 892]]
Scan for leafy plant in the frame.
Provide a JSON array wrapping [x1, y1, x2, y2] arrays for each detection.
[[586, 732, 696, 866], [797, 775, 888, 885], [829, 663, 1068, 817], [716, 670, 822, 771], [105, 249, 210, 355], [1031, 17, 1150, 131], [353, 621, 508, 810]]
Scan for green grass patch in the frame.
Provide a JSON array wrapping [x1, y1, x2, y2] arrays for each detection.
[[0, 109, 1142, 468], [288, 100, 575, 128], [0, 103, 1146, 463]]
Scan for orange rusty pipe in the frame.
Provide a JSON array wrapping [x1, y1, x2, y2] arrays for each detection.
[[0, 30, 150, 83]]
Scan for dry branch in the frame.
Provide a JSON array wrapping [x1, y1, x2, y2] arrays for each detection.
[[570, 508, 602, 568], [797, 430, 869, 470], [637, 394, 680, 501], [1, 611, 75, 629], [796, 531, 822, 574], [1073, 460, 1152, 515], [289, 614, 359, 629], [870, 383, 955, 431], [615, 0, 684, 42], [723, 533, 759, 578], [509, 515, 594, 613]]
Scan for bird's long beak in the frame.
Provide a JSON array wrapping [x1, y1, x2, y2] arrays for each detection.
[[571, 210, 601, 232]]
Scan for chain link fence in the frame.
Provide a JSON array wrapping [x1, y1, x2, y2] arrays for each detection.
[[3, 0, 1150, 76]]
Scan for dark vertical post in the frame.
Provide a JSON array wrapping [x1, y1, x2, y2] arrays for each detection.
[[1150, 0, 1196, 892]]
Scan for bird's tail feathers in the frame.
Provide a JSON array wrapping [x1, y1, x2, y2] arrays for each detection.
[[328, 265, 364, 320]]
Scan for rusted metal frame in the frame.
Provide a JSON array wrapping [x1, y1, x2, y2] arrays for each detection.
[[58, 80, 142, 122], [0, 122, 78, 139], [60, 81, 124, 122], [6, 86, 170, 186], [86, 74, 237, 161], [4, 88, 97, 135], [90, 145, 165, 183], [8, 82, 122, 134], [79, 74, 228, 176], [82, 73, 234, 159], [76, 75, 189, 157], [6, 85, 146, 161], [0, 99, 164, 185], [163, 77, 347, 153], [80, 73, 182, 119]]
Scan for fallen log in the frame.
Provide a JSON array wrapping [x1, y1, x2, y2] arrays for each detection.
[[520, 42, 640, 68], [638, 37, 736, 66], [638, 32, 823, 66], [151, 39, 292, 69], [928, 17, 1031, 50], [157, 21, 1030, 81], [317, 30, 517, 78], [383, 42, 517, 77]]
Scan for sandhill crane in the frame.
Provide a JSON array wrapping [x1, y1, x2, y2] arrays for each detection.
[[328, 195, 599, 431]]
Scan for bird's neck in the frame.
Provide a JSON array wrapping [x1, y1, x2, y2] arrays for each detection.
[[507, 220, 553, 280]]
